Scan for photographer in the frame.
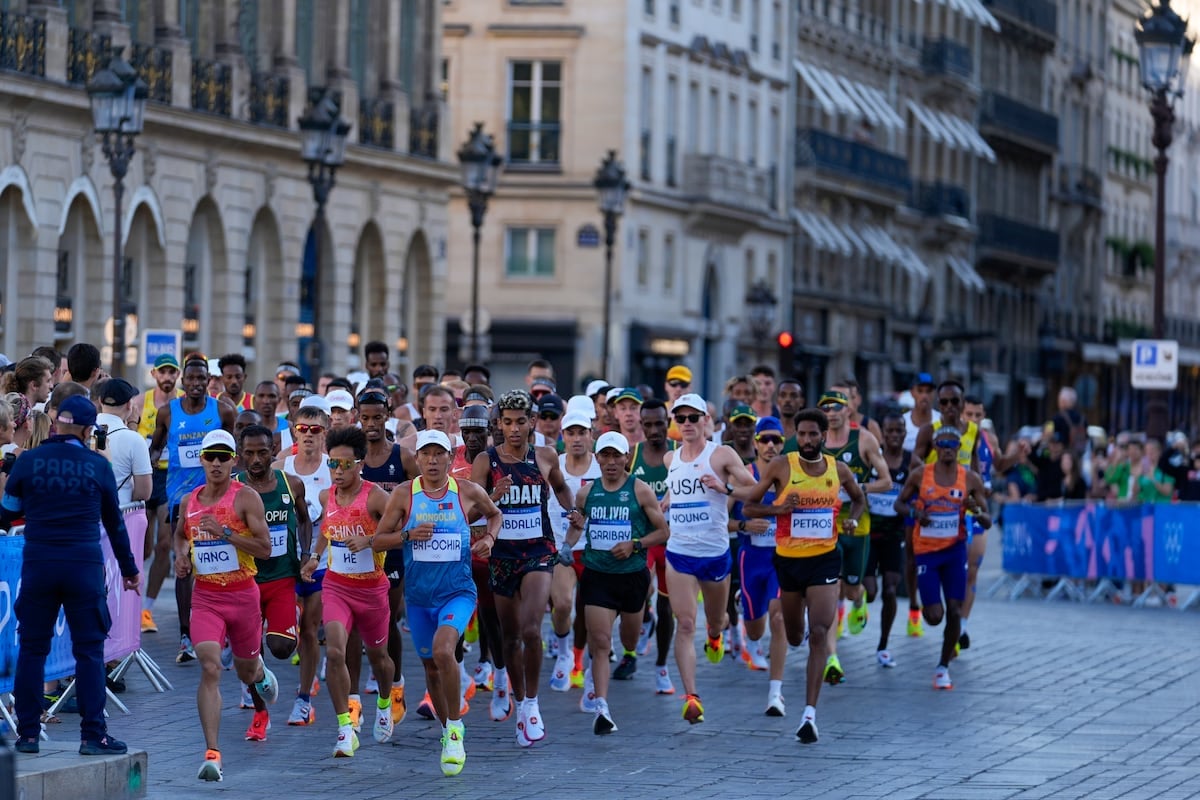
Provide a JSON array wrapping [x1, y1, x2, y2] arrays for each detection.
[[94, 378, 152, 506], [0, 395, 140, 755]]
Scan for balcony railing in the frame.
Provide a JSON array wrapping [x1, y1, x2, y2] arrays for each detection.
[[1056, 163, 1102, 208], [249, 72, 289, 128], [409, 103, 439, 159], [682, 153, 773, 213], [506, 121, 560, 167], [130, 44, 173, 104], [981, 0, 1056, 39], [191, 58, 231, 116], [66, 27, 110, 86], [795, 128, 911, 196], [913, 181, 971, 219], [359, 96, 395, 149], [979, 91, 1058, 152], [977, 212, 1060, 267], [0, 11, 45, 78], [921, 37, 972, 80]]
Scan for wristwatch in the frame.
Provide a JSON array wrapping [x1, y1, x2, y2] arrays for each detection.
[[633, 540, 644, 554]]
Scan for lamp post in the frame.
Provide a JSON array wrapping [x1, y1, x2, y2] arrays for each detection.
[[593, 150, 630, 379], [744, 278, 779, 364], [87, 47, 147, 379], [297, 90, 350, 378], [457, 123, 502, 362], [1136, 0, 1193, 440]]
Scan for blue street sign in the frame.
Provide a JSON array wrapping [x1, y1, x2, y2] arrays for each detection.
[[143, 329, 181, 370]]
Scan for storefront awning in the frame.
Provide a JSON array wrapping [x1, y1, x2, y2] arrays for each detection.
[[794, 60, 904, 132]]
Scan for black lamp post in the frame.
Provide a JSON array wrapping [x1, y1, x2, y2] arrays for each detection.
[[593, 150, 630, 379], [298, 90, 350, 377], [87, 47, 147, 379], [457, 123, 503, 362], [1136, 0, 1193, 440], [744, 278, 779, 364]]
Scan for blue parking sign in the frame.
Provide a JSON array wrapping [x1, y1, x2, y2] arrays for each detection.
[[1134, 343, 1157, 366]]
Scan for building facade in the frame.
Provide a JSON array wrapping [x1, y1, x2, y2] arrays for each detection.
[[441, 0, 790, 398], [0, 0, 454, 383]]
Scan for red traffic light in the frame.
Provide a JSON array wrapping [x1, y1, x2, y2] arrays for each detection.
[[776, 331, 794, 349]]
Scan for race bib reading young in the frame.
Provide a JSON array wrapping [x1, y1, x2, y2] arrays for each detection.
[[669, 502, 712, 535]]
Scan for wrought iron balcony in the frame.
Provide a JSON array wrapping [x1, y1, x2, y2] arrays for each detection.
[[976, 212, 1059, 271], [1056, 163, 1102, 208], [130, 44, 173, 104], [913, 181, 971, 219], [191, 58, 231, 116], [67, 27, 110, 86], [981, 0, 1056, 40], [359, 96, 395, 149], [795, 128, 911, 196], [409, 103, 439, 159], [978, 91, 1058, 154], [249, 72, 290, 129], [683, 153, 773, 213], [921, 37, 972, 80], [0, 11, 45, 78]]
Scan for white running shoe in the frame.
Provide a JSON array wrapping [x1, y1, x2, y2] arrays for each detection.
[[796, 713, 818, 744], [593, 698, 617, 734], [333, 725, 359, 757], [515, 701, 532, 747], [523, 697, 545, 742], [318, 655, 327, 682], [196, 751, 222, 782], [877, 650, 897, 668], [365, 673, 379, 695], [373, 702, 394, 743], [287, 696, 314, 726], [549, 653, 573, 692], [636, 618, 654, 655], [490, 685, 513, 722], [473, 661, 494, 691], [255, 664, 279, 705], [579, 668, 598, 713], [765, 691, 786, 717], [746, 643, 769, 671], [239, 684, 254, 709], [934, 666, 953, 690], [654, 666, 675, 695]]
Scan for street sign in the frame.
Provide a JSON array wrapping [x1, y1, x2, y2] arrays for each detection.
[[1131, 339, 1179, 390], [142, 329, 180, 370]]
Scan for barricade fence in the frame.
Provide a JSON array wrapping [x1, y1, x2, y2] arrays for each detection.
[[990, 501, 1200, 609]]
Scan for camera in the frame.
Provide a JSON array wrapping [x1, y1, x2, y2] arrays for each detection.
[[0, 452, 14, 475], [94, 424, 108, 451]]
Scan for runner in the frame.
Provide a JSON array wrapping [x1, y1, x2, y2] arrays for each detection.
[[668, 393, 757, 724], [902, 373, 940, 451], [663, 365, 691, 442], [726, 408, 865, 743], [894, 426, 991, 689], [138, 354, 182, 634], [628, 398, 677, 694], [534, 393, 565, 450], [729, 416, 790, 715], [960, 395, 1000, 649], [217, 354, 253, 411], [396, 365, 439, 427], [251, 380, 285, 454], [470, 390, 581, 747], [723, 403, 758, 660], [299, 427, 396, 757], [776, 378, 805, 452], [563, 431, 669, 734], [363, 341, 390, 379], [149, 355, 236, 664], [837, 377, 883, 442], [327, 391, 358, 432], [174, 430, 276, 781], [612, 388, 646, 447], [376, 429, 502, 775], [863, 412, 910, 667], [911, 380, 980, 469], [400, 385, 461, 452], [749, 366, 779, 420]]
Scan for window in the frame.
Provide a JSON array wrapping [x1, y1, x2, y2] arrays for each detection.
[[508, 61, 562, 166], [664, 234, 676, 290], [771, 1, 781, 59], [708, 88, 719, 153], [637, 229, 650, 286], [669, 0, 681, 24], [645, 0, 655, 16], [666, 76, 679, 186], [687, 82, 700, 152], [505, 227, 556, 277], [727, 94, 739, 158], [750, 0, 760, 52], [641, 68, 653, 181], [744, 250, 755, 295], [768, 106, 780, 207], [747, 99, 758, 165]]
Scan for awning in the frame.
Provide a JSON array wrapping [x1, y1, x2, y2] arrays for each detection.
[[794, 60, 904, 132], [793, 209, 851, 256], [907, 102, 996, 162], [946, 256, 986, 291], [913, 0, 1000, 31], [899, 245, 931, 281]]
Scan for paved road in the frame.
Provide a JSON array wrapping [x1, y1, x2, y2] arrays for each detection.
[[57, 538, 1200, 800]]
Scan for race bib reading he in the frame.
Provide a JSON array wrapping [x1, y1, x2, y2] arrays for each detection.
[[924, 512, 959, 538], [193, 538, 239, 575], [789, 508, 836, 539], [587, 520, 630, 552], [411, 532, 462, 563], [268, 524, 289, 558], [329, 540, 375, 574]]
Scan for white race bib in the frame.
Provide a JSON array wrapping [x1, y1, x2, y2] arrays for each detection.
[[192, 538, 239, 575], [868, 490, 900, 518], [789, 508, 836, 539], [669, 502, 711, 535], [750, 519, 777, 548], [268, 525, 290, 559], [178, 441, 203, 469], [499, 507, 543, 541], [587, 520, 630, 552], [924, 512, 959, 539], [411, 533, 463, 563], [329, 540, 375, 574]]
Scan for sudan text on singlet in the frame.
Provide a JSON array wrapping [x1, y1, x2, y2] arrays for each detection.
[[500, 484, 542, 506]]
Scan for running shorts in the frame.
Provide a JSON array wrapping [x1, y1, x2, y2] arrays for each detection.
[[322, 578, 390, 648], [192, 582, 262, 659], [580, 567, 651, 615], [774, 549, 841, 594]]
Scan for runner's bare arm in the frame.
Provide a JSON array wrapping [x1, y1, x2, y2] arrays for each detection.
[[218, 401, 237, 433], [911, 424, 934, 468], [564, 482, 595, 550], [965, 470, 992, 530], [373, 481, 414, 550], [148, 403, 171, 464], [286, 475, 314, 554], [635, 478, 670, 549], [173, 495, 192, 577], [858, 430, 893, 493], [835, 461, 866, 534], [538, 445, 578, 513], [234, 488, 273, 558]]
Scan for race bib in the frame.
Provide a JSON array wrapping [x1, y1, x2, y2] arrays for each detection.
[[178, 439, 203, 469], [192, 538, 239, 576], [329, 540, 375, 574], [268, 524, 290, 559], [588, 520, 630, 552], [750, 518, 777, 548], [924, 512, 959, 538], [669, 501, 712, 535], [868, 490, 900, 518], [499, 507, 543, 541], [789, 508, 836, 539], [411, 532, 462, 563]]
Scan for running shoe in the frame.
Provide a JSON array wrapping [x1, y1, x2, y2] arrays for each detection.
[[836, 602, 846, 639], [220, 641, 233, 670], [636, 618, 655, 656], [523, 697, 545, 742], [612, 653, 637, 680], [765, 691, 786, 717], [593, 698, 617, 735], [255, 665, 279, 705], [907, 608, 924, 637], [458, 693, 471, 717], [319, 655, 327, 681], [823, 654, 844, 685], [348, 697, 363, 732], [176, 635, 196, 664], [877, 650, 896, 668], [655, 666, 676, 695], [244, 709, 269, 741], [462, 668, 476, 702], [196, 749, 223, 781], [546, 636, 559, 660], [465, 611, 479, 644], [958, 630, 971, 650], [441, 723, 466, 776], [934, 666, 953, 690], [490, 685, 514, 721], [140, 609, 157, 634], [549, 653, 573, 691], [364, 673, 378, 695], [290, 652, 300, 666], [847, 601, 868, 635], [287, 696, 315, 726], [473, 661, 494, 691], [579, 668, 599, 713], [239, 685, 254, 709], [390, 685, 407, 725], [704, 633, 724, 664], [515, 702, 531, 748], [311, 676, 320, 696], [682, 693, 704, 724], [796, 714, 819, 744], [416, 691, 435, 720], [570, 666, 584, 689], [373, 702, 394, 743], [745, 643, 769, 671], [333, 725, 359, 758]]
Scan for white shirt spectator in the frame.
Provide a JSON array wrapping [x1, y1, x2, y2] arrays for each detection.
[[96, 411, 152, 506]]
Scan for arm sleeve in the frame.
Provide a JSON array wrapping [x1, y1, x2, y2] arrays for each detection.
[[98, 460, 138, 577]]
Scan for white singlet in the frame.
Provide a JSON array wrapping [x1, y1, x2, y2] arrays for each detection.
[[547, 453, 602, 552], [284, 455, 332, 522], [665, 441, 730, 558]]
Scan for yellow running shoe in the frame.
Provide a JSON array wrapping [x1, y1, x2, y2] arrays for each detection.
[[441, 724, 466, 776], [823, 654, 844, 685], [848, 601, 868, 635], [703, 633, 724, 664], [682, 693, 704, 724], [907, 608, 924, 637]]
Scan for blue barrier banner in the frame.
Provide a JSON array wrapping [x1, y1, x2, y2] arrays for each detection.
[[0, 537, 19, 694], [1001, 503, 1044, 574], [1091, 505, 1151, 582], [1151, 504, 1200, 584]]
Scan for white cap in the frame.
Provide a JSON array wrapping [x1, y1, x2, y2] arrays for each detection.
[[415, 429, 453, 452], [897, 390, 915, 410], [200, 429, 236, 451], [346, 370, 369, 394], [605, 387, 623, 403], [326, 389, 355, 410], [299, 395, 332, 415], [566, 394, 597, 419], [673, 393, 707, 413], [586, 379, 610, 398], [561, 411, 593, 430], [595, 431, 630, 454]]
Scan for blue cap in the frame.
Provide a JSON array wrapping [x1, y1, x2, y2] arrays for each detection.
[[57, 395, 98, 427], [915, 372, 935, 387], [755, 416, 783, 436]]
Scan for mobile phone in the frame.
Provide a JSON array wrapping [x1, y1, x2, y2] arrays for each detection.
[[94, 424, 108, 451]]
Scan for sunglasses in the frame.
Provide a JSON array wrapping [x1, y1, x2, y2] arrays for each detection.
[[200, 450, 234, 463], [933, 439, 960, 449], [295, 424, 325, 435], [819, 404, 844, 412], [938, 397, 962, 406], [756, 435, 784, 445], [674, 413, 702, 424], [667, 380, 689, 388], [539, 411, 561, 421], [326, 457, 359, 470], [531, 391, 550, 401]]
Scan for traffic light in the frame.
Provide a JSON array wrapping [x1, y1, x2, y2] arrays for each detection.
[[777, 331, 796, 377]]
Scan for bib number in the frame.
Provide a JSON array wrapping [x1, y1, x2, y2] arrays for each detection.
[[411, 533, 462, 563], [178, 442, 203, 470], [192, 539, 239, 576], [868, 491, 899, 517], [750, 519, 777, 548], [587, 521, 630, 552], [499, 507, 543, 541], [924, 512, 959, 539], [669, 502, 712, 534], [329, 540, 375, 574], [268, 525, 290, 559], [789, 509, 835, 539]]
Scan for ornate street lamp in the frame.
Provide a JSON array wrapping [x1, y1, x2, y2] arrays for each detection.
[[457, 123, 503, 362], [593, 151, 630, 379], [1136, 0, 1194, 439], [744, 279, 779, 364], [87, 47, 148, 378]]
